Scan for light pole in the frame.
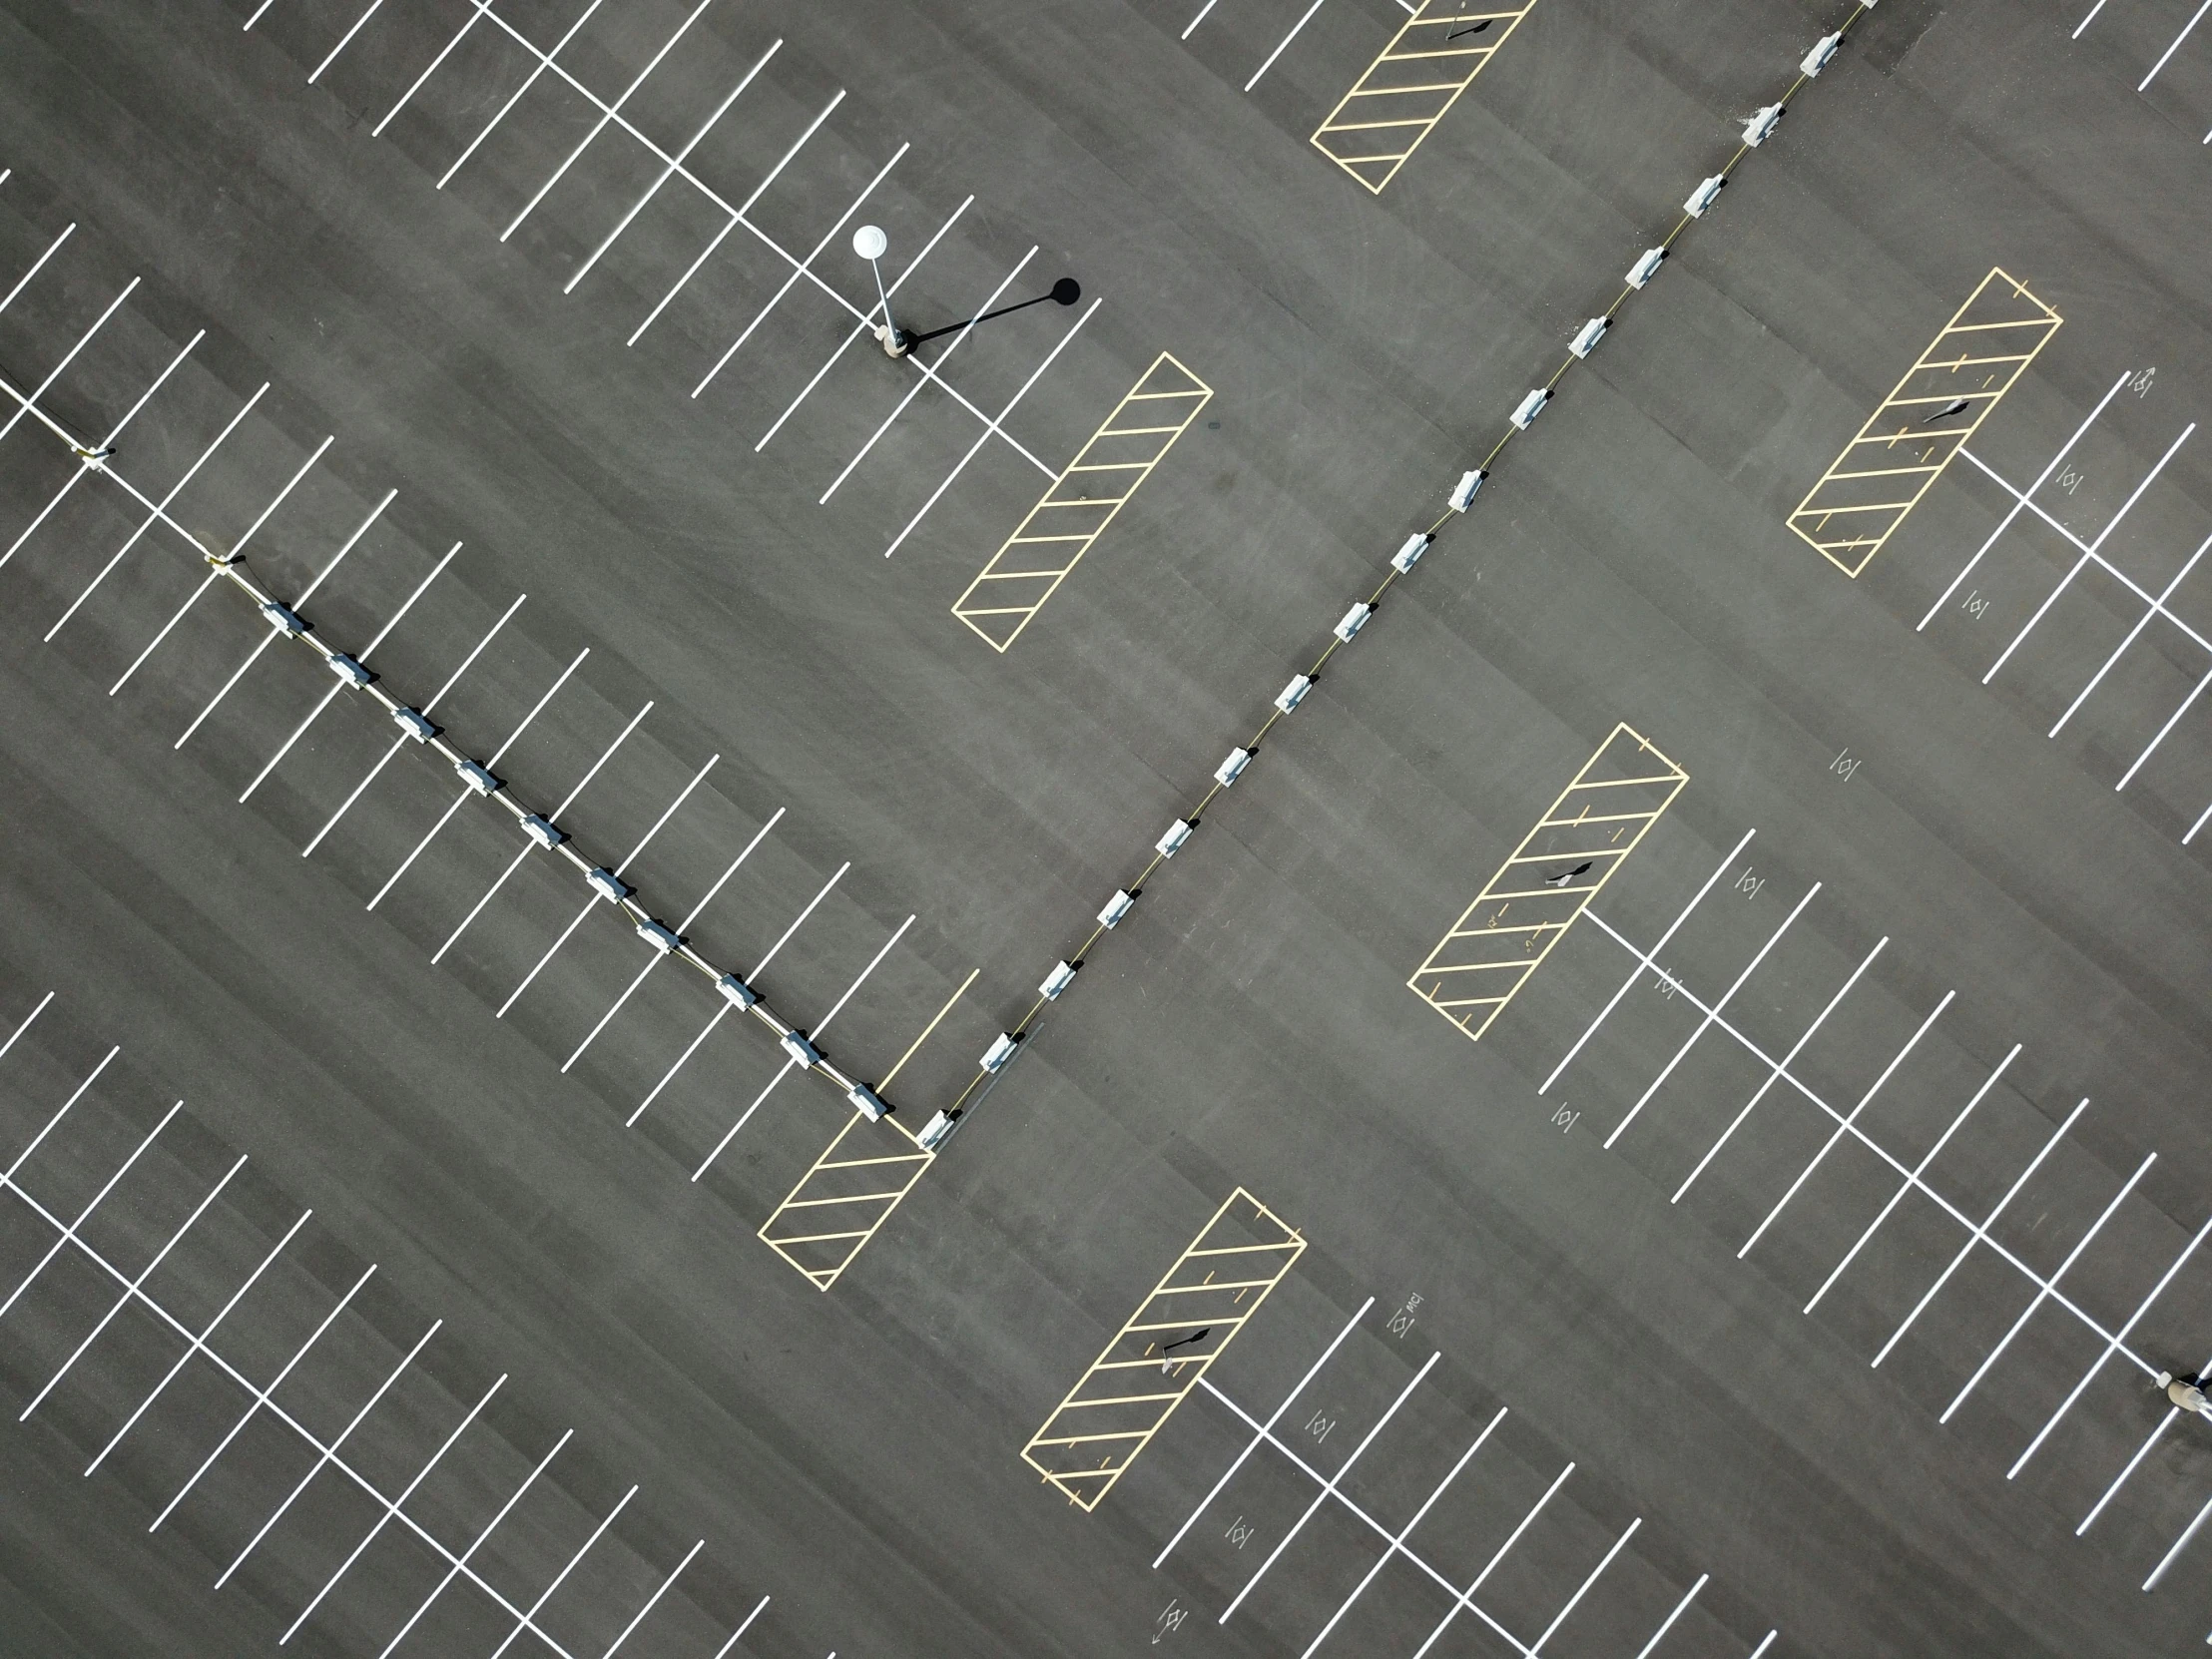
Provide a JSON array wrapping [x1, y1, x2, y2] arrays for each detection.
[[851, 225, 913, 358], [852, 225, 1080, 361]]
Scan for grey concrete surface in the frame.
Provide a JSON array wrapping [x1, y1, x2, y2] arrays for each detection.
[[1, 0, 2211, 1654]]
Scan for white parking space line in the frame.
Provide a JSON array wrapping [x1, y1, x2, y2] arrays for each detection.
[[562, 806, 785, 1073], [1219, 1352, 1439, 1624], [0, 277, 139, 450], [2074, 0, 2111, 37], [688, 910, 911, 1179], [278, 1374, 507, 1644], [752, 195, 969, 451], [599, 1539, 703, 1656], [373, 1428, 572, 1659], [820, 251, 1036, 505], [1671, 938, 1884, 1206], [1153, 1298, 1373, 1567], [1979, 423, 2194, 687], [880, 295, 1100, 558], [150, 1262, 378, 1531], [1805, 1044, 2019, 1315], [566, 41, 781, 294], [685, 116, 891, 384], [1, 1096, 178, 1324], [1737, 990, 1954, 1260], [301, 591, 526, 857], [1248, 0, 1330, 92], [367, 645, 588, 910], [44, 382, 268, 642], [634, 89, 850, 349], [432, 699, 651, 963], [112, 433, 335, 696], [1541, 829, 1755, 1096], [1601, 881, 1820, 1151], [1, 327, 207, 575], [712, 1595, 772, 1659], [1297, 1403, 1507, 1659], [0, 221, 74, 318], [495, 752, 718, 1017], [629, 855, 848, 1122], [240, 540, 459, 803], [0, 991, 57, 1064], [2010, 1214, 2212, 1477], [1631, 1575, 1712, 1659], [2141, 0, 2212, 88], [1870, 1097, 2092, 1370], [83, 1207, 312, 1477], [485, 1485, 636, 1659], [1918, 372, 2128, 632], [308, 0, 391, 84], [2052, 527, 2212, 737], [436, 0, 610, 192], [20, 1154, 249, 1423], [500, 0, 719, 244], [1407, 1460, 1574, 1659]]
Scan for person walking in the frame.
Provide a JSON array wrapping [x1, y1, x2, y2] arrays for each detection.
[[2156, 1369, 2212, 1415]]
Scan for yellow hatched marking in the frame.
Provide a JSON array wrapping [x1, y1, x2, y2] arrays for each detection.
[[1408, 724, 1686, 1043], [1789, 268, 2061, 578], [952, 353, 1211, 653], [756, 970, 977, 1292], [1311, 2, 1540, 195], [1020, 1188, 1304, 1511]]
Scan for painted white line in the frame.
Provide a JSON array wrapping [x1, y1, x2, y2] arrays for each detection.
[[495, 752, 716, 1017], [2080, 1413, 2179, 1536], [1738, 990, 1954, 1259], [1183, 0, 1223, 37], [1670, 937, 1885, 1206], [2072, 0, 2110, 37], [2009, 1212, 2212, 1476], [1937, 1152, 2153, 1422], [1871, 1098, 2092, 1369], [2186, 796, 2212, 844], [2054, 527, 2212, 737], [2140, 0, 2212, 88], [151, 1263, 377, 1531], [375, 1430, 572, 1659], [432, 699, 651, 962], [2147, 1488, 2212, 1591], [438, 0, 611, 192], [567, 41, 781, 293], [368, 645, 588, 910], [601, 1540, 704, 1657], [485, 1486, 636, 1659], [753, 196, 971, 452], [1220, 1353, 1439, 1624], [373, 0, 491, 136], [1630, 1574, 1710, 1659], [689, 910, 910, 1179], [278, 1375, 506, 1643], [1918, 373, 2126, 632], [1, 1096, 178, 1323], [44, 383, 267, 642], [1603, 881, 1819, 1151], [0, 221, 72, 318], [690, 116, 898, 387], [309, 0, 388, 84], [1805, 1044, 2019, 1314], [881, 295, 1100, 558], [304, 593, 525, 857], [1541, 830, 1754, 1096], [630, 89, 854, 347], [1530, 1519, 1640, 1656], [1407, 1458, 1576, 1659], [0, 277, 140, 448], [820, 251, 1036, 504], [712, 1596, 772, 1659], [241, 541, 460, 803], [753, 862, 850, 984], [502, 0, 718, 243], [21, 1154, 247, 1421], [562, 807, 784, 1072], [1154, 1298, 1374, 1567], [1297, 1404, 1507, 1659], [0, 992, 56, 1067], [84, 1207, 311, 1477], [112, 434, 335, 696], [1981, 423, 2194, 686], [1247, 0, 1328, 91]]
